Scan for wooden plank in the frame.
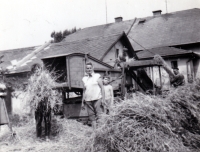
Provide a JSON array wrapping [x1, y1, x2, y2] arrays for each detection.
[[66, 57, 71, 90], [190, 61, 194, 81], [151, 67, 155, 95], [158, 66, 162, 89], [121, 63, 126, 98], [94, 68, 121, 72], [69, 56, 84, 88], [64, 97, 82, 104], [125, 60, 161, 68]]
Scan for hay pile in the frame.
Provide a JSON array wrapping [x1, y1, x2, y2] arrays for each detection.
[[0, 116, 92, 152], [85, 79, 200, 152], [25, 70, 62, 111]]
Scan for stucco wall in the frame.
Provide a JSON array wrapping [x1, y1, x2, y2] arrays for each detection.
[[12, 91, 30, 114], [149, 58, 194, 90], [103, 41, 129, 66]]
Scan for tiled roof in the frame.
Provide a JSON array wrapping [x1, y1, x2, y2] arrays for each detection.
[[0, 46, 41, 73], [63, 8, 200, 51], [2, 8, 200, 74], [39, 33, 123, 60], [136, 47, 194, 59], [3, 33, 124, 73], [129, 8, 200, 50], [63, 19, 136, 42]]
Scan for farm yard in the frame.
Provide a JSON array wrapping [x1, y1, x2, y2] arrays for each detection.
[[1, 79, 200, 152], [1, 3, 200, 152]]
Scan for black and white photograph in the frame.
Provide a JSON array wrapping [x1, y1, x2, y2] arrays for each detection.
[[1, 0, 200, 151]]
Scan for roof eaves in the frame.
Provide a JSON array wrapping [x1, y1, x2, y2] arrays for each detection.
[[138, 52, 194, 60]]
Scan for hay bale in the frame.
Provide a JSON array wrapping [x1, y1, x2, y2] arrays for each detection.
[[85, 79, 200, 152]]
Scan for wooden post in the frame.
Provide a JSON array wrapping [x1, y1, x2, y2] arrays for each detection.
[[158, 66, 162, 89], [151, 67, 155, 95], [121, 63, 126, 99], [190, 61, 194, 82], [66, 57, 71, 90]]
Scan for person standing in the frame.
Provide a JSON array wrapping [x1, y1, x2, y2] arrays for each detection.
[[30, 64, 51, 141], [81, 62, 105, 129], [170, 67, 185, 87], [102, 75, 114, 114]]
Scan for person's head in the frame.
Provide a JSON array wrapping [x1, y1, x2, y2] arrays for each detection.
[[85, 62, 94, 75], [31, 64, 42, 76], [173, 67, 179, 75], [103, 76, 110, 85]]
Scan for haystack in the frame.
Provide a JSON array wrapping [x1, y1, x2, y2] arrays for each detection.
[[85, 79, 200, 152], [25, 70, 62, 111]]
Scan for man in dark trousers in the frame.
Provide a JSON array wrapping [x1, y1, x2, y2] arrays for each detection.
[[170, 67, 185, 87], [31, 64, 51, 141], [81, 62, 105, 129]]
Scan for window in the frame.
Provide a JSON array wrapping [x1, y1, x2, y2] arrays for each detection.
[[116, 49, 119, 58], [171, 61, 178, 69]]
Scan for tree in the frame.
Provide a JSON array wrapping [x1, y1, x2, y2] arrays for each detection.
[[51, 27, 81, 43]]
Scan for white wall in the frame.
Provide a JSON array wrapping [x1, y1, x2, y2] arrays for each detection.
[[12, 91, 30, 114], [149, 58, 191, 90], [103, 41, 131, 66]]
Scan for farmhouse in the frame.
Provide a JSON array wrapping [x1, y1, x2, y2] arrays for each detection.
[[1, 8, 200, 117]]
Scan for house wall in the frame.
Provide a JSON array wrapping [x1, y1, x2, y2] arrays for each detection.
[[148, 57, 193, 90], [103, 41, 129, 66]]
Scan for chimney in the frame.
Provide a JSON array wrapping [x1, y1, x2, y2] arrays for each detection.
[[115, 17, 123, 23], [152, 10, 162, 16]]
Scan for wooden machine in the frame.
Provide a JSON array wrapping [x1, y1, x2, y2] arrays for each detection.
[[42, 53, 162, 121]]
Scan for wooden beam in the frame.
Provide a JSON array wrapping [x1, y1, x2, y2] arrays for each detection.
[[125, 60, 161, 69], [66, 57, 71, 90], [121, 63, 126, 98], [151, 67, 155, 95], [158, 66, 162, 89]]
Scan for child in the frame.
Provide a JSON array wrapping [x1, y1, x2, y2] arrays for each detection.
[[102, 75, 114, 114]]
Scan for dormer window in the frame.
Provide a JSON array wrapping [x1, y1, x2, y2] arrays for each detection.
[[138, 19, 146, 24], [116, 49, 119, 58]]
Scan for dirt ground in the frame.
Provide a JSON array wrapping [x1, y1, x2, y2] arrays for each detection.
[[0, 118, 93, 152]]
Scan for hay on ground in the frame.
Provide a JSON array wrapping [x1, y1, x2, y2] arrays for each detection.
[[0, 117, 92, 152], [85, 79, 200, 152]]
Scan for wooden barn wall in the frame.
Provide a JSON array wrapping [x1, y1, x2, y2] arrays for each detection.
[[63, 103, 88, 118], [68, 56, 85, 88], [68, 56, 111, 88]]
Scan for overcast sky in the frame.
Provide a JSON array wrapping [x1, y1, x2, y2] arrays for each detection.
[[0, 0, 200, 51]]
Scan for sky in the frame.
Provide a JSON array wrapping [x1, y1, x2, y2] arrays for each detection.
[[0, 0, 200, 51]]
